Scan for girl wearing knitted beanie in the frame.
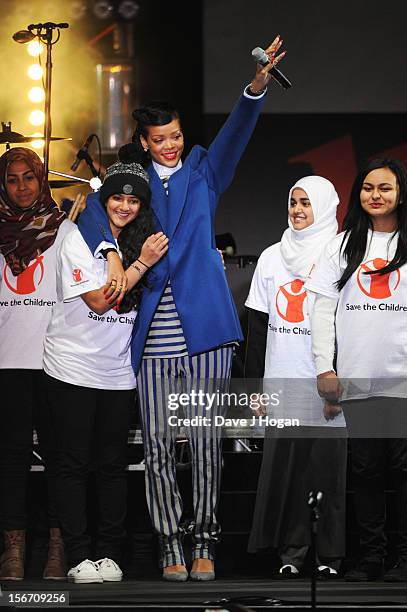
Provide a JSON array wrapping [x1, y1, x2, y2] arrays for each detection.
[[42, 162, 168, 583]]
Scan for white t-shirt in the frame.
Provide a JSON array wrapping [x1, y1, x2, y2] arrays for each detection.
[[43, 228, 137, 390], [306, 230, 407, 400], [246, 243, 345, 426], [0, 220, 75, 369]]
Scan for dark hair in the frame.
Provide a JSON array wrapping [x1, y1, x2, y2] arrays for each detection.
[[118, 101, 180, 167], [337, 157, 407, 291], [103, 198, 154, 313]]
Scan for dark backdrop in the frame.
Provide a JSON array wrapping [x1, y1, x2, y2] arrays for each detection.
[[201, 0, 407, 316], [204, 0, 407, 114]]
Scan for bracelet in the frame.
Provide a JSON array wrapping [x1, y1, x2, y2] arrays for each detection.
[[132, 262, 145, 277], [137, 258, 150, 270]]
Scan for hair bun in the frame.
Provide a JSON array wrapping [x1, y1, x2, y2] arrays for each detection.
[[132, 102, 178, 126], [132, 108, 145, 122], [118, 142, 142, 163]]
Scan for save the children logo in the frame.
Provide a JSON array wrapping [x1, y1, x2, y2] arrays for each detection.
[[276, 279, 307, 323], [357, 258, 400, 299], [72, 268, 83, 282], [3, 256, 45, 295]]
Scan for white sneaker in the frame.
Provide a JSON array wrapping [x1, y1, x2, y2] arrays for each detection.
[[67, 559, 103, 584], [95, 558, 123, 582], [279, 564, 300, 578], [317, 565, 338, 579]]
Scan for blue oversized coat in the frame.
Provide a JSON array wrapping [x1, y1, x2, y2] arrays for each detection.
[[78, 92, 266, 373]]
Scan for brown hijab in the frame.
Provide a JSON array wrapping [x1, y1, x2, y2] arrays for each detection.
[[0, 147, 65, 276]]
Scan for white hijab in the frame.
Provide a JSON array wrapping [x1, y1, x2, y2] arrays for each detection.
[[280, 175, 339, 279]]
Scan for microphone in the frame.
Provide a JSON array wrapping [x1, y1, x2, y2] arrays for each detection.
[[71, 134, 95, 172], [28, 22, 69, 31], [13, 30, 35, 43], [251, 47, 292, 90]]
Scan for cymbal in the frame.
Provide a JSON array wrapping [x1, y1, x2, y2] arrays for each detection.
[[31, 136, 71, 142], [0, 130, 27, 143], [49, 179, 82, 188], [0, 132, 71, 144]]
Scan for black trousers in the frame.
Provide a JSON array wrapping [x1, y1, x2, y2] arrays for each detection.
[[343, 397, 407, 562], [0, 369, 59, 531], [248, 428, 347, 567], [43, 372, 135, 567]]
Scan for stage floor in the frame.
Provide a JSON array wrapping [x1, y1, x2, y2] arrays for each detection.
[[1, 578, 407, 610]]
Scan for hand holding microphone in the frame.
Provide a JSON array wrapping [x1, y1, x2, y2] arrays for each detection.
[[249, 35, 290, 94]]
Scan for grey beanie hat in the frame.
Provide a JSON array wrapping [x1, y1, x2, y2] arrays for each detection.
[[100, 161, 151, 206]]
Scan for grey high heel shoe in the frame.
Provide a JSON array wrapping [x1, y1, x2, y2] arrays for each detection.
[[162, 564, 188, 582], [189, 559, 215, 581]]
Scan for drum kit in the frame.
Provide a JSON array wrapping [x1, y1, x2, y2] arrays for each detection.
[[0, 121, 101, 190]]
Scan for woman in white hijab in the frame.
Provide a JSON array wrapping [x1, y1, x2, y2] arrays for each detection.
[[245, 176, 347, 579]]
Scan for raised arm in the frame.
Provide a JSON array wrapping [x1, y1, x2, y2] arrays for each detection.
[[206, 35, 286, 195]]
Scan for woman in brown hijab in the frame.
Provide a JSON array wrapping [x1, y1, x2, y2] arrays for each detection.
[[0, 148, 73, 581]]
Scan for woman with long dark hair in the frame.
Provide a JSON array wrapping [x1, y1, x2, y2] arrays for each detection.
[[42, 161, 168, 583], [306, 158, 407, 582], [0, 147, 73, 581], [78, 36, 286, 581]]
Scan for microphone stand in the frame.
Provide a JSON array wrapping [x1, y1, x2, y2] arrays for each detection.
[[75, 149, 100, 178], [43, 26, 53, 179], [309, 491, 323, 611], [26, 22, 69, 177]]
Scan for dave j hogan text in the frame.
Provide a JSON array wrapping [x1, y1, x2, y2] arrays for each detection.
[[167, 415, 300, 429]]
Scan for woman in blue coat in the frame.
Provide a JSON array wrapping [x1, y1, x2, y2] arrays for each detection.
[[78, 35, 286, 581]]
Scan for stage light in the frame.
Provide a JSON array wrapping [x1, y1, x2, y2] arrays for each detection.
[[96, 62, 134, 153], [93, 1, 114, 19], [29, 110, 45, 126], [31, 133, 44, 149], [27, 64, 43, 80], [118, 1, 139, 19], [28, 87, 45, 103], [69, 0, 88, 20], [27, 41, 44, 57]]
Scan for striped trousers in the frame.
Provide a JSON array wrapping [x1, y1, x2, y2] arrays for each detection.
[[137, 346, 233, 567]]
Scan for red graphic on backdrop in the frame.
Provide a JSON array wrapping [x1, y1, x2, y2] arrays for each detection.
[[288, 135, 407, 230], [4, 256, 45, 295], [72, 268, 83, 282], [276, 279, 307, 322], [357, 258, 400, 299]]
